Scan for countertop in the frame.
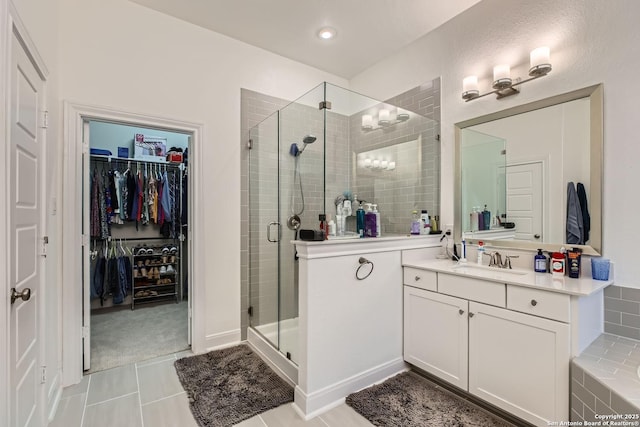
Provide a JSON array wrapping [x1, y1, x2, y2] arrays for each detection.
[[403, 258, 612, 296]]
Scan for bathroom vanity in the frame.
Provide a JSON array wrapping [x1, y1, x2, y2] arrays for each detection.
[[402, 259, 611, 426]]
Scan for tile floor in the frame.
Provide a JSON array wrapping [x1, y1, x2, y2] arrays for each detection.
[[50, 351, 374, 427]]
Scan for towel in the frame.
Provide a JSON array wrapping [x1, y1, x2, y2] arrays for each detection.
[[566, 182, 584, 244], [577, 183, 591, 243]]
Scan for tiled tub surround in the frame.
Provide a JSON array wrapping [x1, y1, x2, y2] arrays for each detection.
[[605, 285, 640, 340], [571, 334, 640, 422]]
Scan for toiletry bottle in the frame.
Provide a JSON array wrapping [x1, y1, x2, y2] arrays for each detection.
[[420, 210, 431, 235], [335, 204, 344, 236], [430, 215, 437, 233], [356, 204, 366, 238], [568, 248, 582, 278], [410, 210, 420, 235], [461, 239, 467, 262], [477, 241, 485, 265], [483, 205, 491, 230], [534, 249, 547, 273], [319, 214, 328, 240], [372, 204, 381, 237], [470, 207, 479, 232], [364, 203, 376, 237], [551, 252, 565, 276]]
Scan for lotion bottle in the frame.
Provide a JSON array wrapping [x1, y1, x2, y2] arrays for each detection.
[[477, 241, 485, 265], [372, 204, 381, 237], [356, 204, 366, 238], [534, 249, 547, 273]]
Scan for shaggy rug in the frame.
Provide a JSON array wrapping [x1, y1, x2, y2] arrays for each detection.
[[346, 371, 513, 427], [174, 344, 294, 427]]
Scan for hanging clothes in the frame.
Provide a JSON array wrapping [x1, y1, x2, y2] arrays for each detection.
[[181, 171, 188, 227], [577, 183, 590, 243], [90, 170, 101, 237], [126, 169, 137, 220], [566, 182, 584, 245]]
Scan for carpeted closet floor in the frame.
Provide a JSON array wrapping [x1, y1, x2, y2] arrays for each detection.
[[88, 300, 189, 373]]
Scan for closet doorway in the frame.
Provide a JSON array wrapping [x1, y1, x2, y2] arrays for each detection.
[[83, 120, 192, 373]]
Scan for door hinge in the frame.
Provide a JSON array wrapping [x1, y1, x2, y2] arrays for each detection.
[[247, 139, 253, 150], [82, 326, 89, 339], [40, 366, 47, 384], [82, 144, 89, 155], [41, 235, 49, 257], [41, 111, 49, 129], [248, 306, 253, 317], [82, 234, 89, 247], [318, 101, 332, 110]]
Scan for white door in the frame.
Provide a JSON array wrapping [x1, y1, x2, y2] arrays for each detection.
[[403, 287, 469, 389], [9, 31, 46, 427], [506, 162, 543, 242], [468, 302, 569, 426]]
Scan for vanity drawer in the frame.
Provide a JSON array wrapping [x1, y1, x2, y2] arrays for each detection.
[[438, 274, 505, 307], [507, 285, 570, 323], [404, 268, 437, 291]]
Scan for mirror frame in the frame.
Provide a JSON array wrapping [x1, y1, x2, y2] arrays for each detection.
[[454, 84, 603, 255]]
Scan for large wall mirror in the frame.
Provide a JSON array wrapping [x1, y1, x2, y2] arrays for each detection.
[[454, 84, 603, 255]]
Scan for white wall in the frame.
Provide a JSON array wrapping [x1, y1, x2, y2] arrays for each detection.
[[351, 0, 640, 288], [57, 0, 348, 350]]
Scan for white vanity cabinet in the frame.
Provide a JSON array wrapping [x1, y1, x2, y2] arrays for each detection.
[[468, 300, 569, 426], [403, 286, 468, 389], [401, 263, 600, 427]]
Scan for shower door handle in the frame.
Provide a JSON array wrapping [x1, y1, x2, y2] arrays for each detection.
[[267, 222, 281, 243]]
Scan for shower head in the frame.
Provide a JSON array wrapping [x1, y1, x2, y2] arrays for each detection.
[[302, 134, 316, 145], [297, 134, 316, 155]]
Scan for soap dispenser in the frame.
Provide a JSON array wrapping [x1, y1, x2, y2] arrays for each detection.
[[534, 249, 547, 273]]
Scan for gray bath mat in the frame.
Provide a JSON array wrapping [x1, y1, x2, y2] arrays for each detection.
[[174, 344, 294, 427], [346, 371, 513, 426]]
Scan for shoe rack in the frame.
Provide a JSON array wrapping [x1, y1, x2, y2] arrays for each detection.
[[132, 245, 179, 310]]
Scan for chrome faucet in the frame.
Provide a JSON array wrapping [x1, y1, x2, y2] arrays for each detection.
[[488, 251, 519, 269]]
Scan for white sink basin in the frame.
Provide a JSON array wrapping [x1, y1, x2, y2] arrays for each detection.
[[452, 262, 528, 275]]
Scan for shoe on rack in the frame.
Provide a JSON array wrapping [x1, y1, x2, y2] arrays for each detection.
[[140, 267, 148, 278], [169, 246, 178, 254], [159, 266, 167, 274], [136, 246, 147, 256], [162, 246, 170, 255], [166, 265, 175, 274], [133, 267, 140, 278]]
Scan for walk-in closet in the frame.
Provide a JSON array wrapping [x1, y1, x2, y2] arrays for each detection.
[[85, 121, 191, 373]]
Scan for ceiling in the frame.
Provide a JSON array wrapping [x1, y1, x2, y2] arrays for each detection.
[[129, 0, 482, 79]]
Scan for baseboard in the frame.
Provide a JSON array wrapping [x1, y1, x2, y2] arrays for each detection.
[[247, 327, 298, 386], [292, 357, 408, 418], [203, 329, 241, 353], [47, 373, 62, 423]]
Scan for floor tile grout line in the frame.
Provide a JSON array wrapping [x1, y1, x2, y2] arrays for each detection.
[[80, 375, 91, 427], [140, 390, 187, 407], [85, 390, 139, 408], [256, 415, 269, 427], [135, 363, 145, 427]]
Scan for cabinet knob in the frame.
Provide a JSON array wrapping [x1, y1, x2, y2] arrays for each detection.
[[531, 299, 538, 306], [415, 276, 421, 281], [459, 309, 465, 315], [469, 312, 475, 318]]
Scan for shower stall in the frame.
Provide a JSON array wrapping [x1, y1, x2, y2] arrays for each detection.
[[247, 82, 439, 376]]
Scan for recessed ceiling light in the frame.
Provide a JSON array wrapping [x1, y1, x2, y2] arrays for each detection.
[[318, 27, 336, 40]]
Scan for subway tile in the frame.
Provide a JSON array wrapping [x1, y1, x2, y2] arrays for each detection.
[[572, 378, 596, 409], [584, 374, 611, 406], [611, 391, 640, 414], [571, 408, 584, 422], [605, 309, 622, 325], [595, 397, 613, 417], [622, 313, 640, 329], [583, 404, 597, 422], [605, 297, 640, 315], [605, 323, 640, 341], [621, 287, 640, 302], [604, 285, 622, 299], [571, 393, 584, 418]]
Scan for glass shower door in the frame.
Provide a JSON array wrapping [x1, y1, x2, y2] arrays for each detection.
[[248, 112, 281, 351]]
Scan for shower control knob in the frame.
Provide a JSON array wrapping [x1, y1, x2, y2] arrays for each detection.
[[459, 309, 465, 315], [531, 299, 538, 306], [415, 276, 421, 281]]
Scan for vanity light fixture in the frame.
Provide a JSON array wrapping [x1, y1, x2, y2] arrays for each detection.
[[361, 108, 410, 131], [462, 47, 552, 102]]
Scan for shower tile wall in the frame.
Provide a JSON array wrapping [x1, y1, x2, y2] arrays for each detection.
[[349, 78, 441, 235]]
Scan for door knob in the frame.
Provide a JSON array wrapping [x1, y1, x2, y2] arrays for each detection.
[[11, 287, 31, 304], [459, 309, 465, 315], [534, 234, 541, 239]]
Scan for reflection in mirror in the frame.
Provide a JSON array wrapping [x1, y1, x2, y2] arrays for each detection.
[[455, 85, 602, 255]]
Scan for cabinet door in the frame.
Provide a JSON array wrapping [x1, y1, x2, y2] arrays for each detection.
[[403, 286, 468, 389], [468, 301, 569, 426]]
